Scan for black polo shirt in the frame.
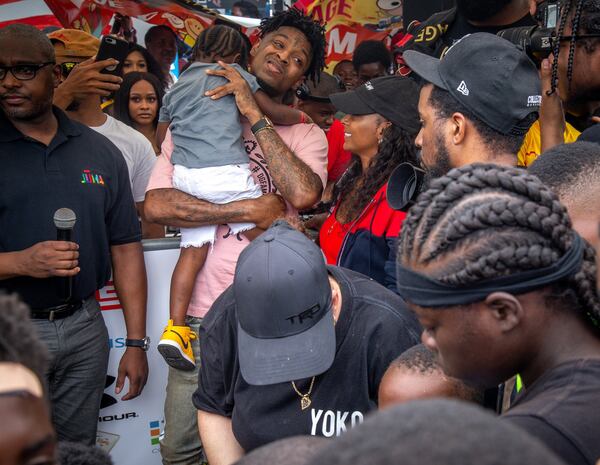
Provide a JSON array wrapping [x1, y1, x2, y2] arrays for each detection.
[[0, 107, 141, 309]]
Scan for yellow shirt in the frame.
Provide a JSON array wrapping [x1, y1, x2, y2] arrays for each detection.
[[518, 120, 580, 167]]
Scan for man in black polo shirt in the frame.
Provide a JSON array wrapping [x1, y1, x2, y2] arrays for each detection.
[[0, 24, 149, 445]]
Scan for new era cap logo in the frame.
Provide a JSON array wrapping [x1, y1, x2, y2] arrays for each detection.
[[365, 81, 374, 90], [527, 95, 542, 107], [457, 81, 470, 96]]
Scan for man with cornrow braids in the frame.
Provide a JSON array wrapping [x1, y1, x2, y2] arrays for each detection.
[[396, 163, 600, 465], [399, 33, 541, 185]]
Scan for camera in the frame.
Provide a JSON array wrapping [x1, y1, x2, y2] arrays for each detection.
[[497, 1, 561, 64]]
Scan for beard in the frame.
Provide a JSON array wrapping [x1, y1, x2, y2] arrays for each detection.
[[456, 0, 513, 21], [0, 97, 52, 122], [422, 133, 453, 188]]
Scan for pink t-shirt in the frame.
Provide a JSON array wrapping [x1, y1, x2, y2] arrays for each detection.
[[146, 122, 328, 317]]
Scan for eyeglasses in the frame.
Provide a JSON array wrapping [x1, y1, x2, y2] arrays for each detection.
[[550, 34, 600, 48], [60, 62, 78, 78], [0, 62, 55, 81]]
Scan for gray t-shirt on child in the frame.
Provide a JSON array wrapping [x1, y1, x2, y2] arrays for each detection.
[[159, 62, 260, 169]]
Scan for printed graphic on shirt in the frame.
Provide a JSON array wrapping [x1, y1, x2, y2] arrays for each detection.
[[310, 408, 364, 437], [81, 169, 105, 185]]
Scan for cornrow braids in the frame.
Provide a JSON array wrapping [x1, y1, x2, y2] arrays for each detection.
[[333, 124, 418, 222], [193, 25, 249, 68], [398, 164, 600, 327], [258, 7, 327, 84]]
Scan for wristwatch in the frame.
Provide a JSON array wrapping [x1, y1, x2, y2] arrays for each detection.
[[251, 115, 274, 135], [126, 336, 150, 351]]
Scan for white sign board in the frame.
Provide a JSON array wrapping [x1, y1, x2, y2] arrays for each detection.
[[96, 246, 180, 464]]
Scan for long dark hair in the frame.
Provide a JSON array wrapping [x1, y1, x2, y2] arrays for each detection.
[[333, 123, 418, 222], [124, 43, 169, 91], [113, 72, 164, 130]]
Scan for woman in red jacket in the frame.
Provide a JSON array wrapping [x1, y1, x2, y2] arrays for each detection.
[[320, 76, 420, 291]]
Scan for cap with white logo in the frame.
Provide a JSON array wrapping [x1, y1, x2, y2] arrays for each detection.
[[403, 33, 541, 135], [330, 76, 421, 134]]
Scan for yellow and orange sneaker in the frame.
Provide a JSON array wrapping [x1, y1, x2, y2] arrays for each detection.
[[157, 320, 197, 371]]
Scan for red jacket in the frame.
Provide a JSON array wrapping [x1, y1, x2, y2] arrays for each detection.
[[320, 183, 405, 291]]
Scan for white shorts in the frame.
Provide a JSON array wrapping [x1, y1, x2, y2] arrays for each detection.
[[173, 163, 262, 247]]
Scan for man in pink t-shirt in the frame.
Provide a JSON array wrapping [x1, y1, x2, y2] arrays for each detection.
[[144, 10, 328, 465]]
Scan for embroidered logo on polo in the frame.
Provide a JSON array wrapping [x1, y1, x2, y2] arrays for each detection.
[[81, 169, 105, 185]]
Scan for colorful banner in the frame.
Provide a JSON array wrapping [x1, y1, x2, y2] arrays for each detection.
[[96, 245, 180, 465], [0, 0, 218, 46], [47, 0, 216, 46], [0, 0, 61, 29], [293, 0, 402, 67]]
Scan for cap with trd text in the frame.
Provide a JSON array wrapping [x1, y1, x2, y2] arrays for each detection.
[[403, 32, 541, 135], [234, 220, 335, 386]]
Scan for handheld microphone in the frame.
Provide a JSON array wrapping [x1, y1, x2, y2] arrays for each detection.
[[53, 208, 77, 302]]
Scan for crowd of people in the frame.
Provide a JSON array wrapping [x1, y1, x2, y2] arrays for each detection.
[[1, 0, 600, 464]]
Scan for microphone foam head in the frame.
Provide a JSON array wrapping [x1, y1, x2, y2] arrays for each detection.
[[54, 208, 77, 230]]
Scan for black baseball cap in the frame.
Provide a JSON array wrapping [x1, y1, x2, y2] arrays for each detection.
[[403, 33, 541, 135], [234, 220, 335, 386], [330, 76, 421, 134]]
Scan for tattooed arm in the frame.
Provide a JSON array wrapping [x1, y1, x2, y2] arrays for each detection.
[[144, 134, 286, 229], [144, 188, 285, 230], [206, 62, 323, 210]]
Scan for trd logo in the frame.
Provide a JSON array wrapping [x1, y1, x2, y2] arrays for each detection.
[[286, 305, 320, 325]]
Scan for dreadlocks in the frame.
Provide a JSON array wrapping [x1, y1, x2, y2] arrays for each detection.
[[333, 124, 418, 222], [258, 8, 327, 84], [193, 25, 250, 68], [549, 0, 600, 95], [397, 164, 600, 326]]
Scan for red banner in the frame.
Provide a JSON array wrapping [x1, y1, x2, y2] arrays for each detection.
[[1, 0, 218, 47]]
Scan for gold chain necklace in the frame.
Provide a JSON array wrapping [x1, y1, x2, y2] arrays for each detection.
[[291, 376, 316, 411]]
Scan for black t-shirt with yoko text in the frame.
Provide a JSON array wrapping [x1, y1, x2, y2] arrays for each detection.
[[193, 266, 422, 452], [0, 107, 141, 309], [502, 359, 600, 465]]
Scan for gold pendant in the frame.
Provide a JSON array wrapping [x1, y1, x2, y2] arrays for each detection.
[[301, 395, 311, 410]]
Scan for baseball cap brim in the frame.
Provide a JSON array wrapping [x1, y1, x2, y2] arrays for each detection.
[[403, 50, 446, 90], [330, 89, 375, 116], [238, 307, 336, 386]]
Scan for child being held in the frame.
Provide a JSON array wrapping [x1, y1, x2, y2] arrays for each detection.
[[156, 25, 310, 371]]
